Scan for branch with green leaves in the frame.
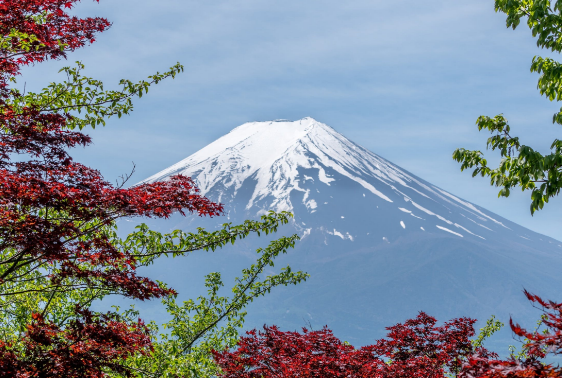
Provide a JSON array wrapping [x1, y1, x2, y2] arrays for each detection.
[[452, 115, 562, 213], [472, 315, 504, 350], [119, 211, 295, 265], [9, 61, 184, 129], [508, 314, 549, 360], [115, 228, 308, 378], [0, 28, 46, 61], [454, 0, 562, 214]]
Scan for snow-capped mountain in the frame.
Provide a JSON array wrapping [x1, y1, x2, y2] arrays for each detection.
[[143, 117, 521, 243], [139, 117, 562, 349]]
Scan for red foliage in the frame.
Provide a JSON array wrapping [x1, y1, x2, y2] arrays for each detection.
[[0, 0, 223, 299], [0, 0, 223, 375], [213, 325, 381, 378], [213, 312, 481, 378], [0, 309, 152, 378], [372, 312, 480, 377], [460, 291, 562, 378], [0, 0, 111, 91]]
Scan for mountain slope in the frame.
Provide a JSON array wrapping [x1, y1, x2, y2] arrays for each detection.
[[138, 117, 562, 348]]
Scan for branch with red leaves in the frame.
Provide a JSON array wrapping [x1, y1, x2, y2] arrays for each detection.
[[0, 0, 110, 82], [213, 313, 484, 378], [0, 308, 152, 378]]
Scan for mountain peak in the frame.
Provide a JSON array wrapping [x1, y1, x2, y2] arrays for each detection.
[[140, 119, 528, 244], [140, 117, 346, 206], [227, 117, 328, 144]]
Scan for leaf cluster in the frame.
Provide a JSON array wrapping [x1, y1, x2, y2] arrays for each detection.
[[452, 114, 562, 213]]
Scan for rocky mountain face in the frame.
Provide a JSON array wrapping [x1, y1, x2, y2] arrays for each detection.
[[137, 117, 562, 349]]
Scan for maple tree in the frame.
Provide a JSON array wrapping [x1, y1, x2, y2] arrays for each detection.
[[0, 0, 218, 302], [212, 312, 487, 378], [0, 1, 309, 376], [0, 0, 219, 375]]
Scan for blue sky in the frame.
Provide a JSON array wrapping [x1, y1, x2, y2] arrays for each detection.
[[19, 0, 562, 240]]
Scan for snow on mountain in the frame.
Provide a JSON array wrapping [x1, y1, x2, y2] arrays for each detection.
[[142, 117, 525, 243], [138, 117, 562, 349]]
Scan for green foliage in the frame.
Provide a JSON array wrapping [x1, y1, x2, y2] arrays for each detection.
[[119, 210, 295, 265], [471, 315, 504, 349], [120, 231, 308, 378], [508, 314, 549, 360], [453, 0, 562, 213], [0, 28, 44, 56], [0, 211, 307, 376], [9, 61, 184, 129]]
